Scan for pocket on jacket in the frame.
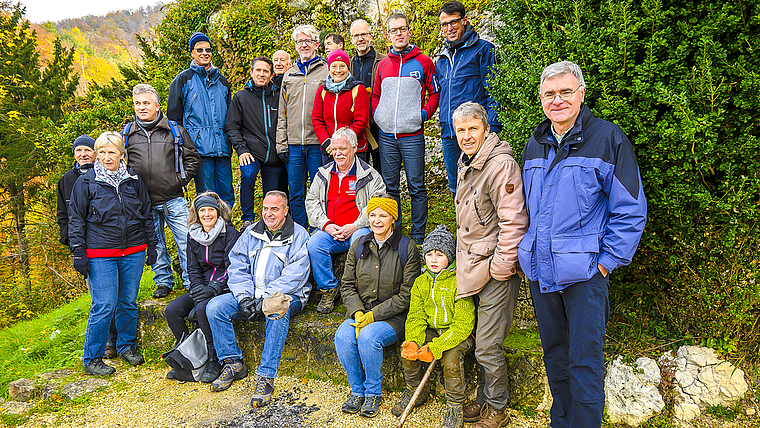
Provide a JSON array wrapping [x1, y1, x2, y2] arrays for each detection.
[[551, 235, 599, 286], [469, 239, 497, 259]]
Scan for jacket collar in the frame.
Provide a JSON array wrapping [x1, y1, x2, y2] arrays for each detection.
[[533, 103, 592, 147], [441, 24, 479, 56], [251, 214, 295, 241], [360, 226, 404, 259], [425, 260, 457, 278], [319, 157, 374, 184], [467, 132, 501, 171], [245, 79, 276, 96], [190, 60, 221, 82], [387, 45, 420, 62]]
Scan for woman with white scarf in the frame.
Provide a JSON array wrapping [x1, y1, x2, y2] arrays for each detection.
[[164, 192, 241, 383]]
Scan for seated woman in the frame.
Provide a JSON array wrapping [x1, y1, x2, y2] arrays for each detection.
[[68, 131, 157, 376], [164, 192, 241, 383], [334, 193, 421, 418]]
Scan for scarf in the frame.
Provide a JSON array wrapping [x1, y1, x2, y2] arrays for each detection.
[[189, 219, 225, 246], [325, 74, 352, 93], [444, 23, 475, 53], [135, 111, 163, 131], [94, 159, 130, 189]]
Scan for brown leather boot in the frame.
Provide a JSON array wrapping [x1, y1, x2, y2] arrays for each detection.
[[462, 401, 482, 423], [473, 403, 510, 428]]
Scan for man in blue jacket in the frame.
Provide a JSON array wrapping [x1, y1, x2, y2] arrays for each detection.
[[168, 32, 234, 209], [436, 1, 501, 196], [206, 190, 311, 408], [520, 61, 647, 428]]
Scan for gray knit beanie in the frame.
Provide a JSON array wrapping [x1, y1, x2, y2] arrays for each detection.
[[422, 224, 456, 266]]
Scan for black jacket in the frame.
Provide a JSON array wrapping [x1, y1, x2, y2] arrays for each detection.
[[124, 115, 201, 205], [68, 166, 158, 252], [226, 79, 282, 165], [187, 222, 242, 288], [56, 162, 92, 247]]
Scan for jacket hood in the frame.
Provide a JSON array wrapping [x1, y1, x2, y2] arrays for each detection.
[[387, 45, 423, 63], [468, 132, 513, 171]]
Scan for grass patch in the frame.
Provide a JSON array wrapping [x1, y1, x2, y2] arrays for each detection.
[[705, 404, 738, 421]]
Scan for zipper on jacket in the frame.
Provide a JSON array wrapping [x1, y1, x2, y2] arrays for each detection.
[[447, 49, 457, 137], [394, 53, 404, 137], [301, 76, 307, 145], [116, 181, 127, 251], [262, 90, 271, 163], [333, 94, 339, 135], [431, 275, 438, 328]]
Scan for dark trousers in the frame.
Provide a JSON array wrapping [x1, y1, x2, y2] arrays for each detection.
[[165, 292, 216, 357], [402, 328, 474, 403], [530, 272, 610, 428]]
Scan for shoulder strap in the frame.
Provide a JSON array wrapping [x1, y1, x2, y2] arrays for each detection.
[[122, 122, 133, 148], [355, 238, 364, 263], [354, 235, 410, 269], [167, 120, 187, 180], [350, 85, 359, 113], [321, 88, 326, 101]]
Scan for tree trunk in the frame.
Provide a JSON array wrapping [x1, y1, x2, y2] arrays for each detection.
[[8, 181, 31, 292]]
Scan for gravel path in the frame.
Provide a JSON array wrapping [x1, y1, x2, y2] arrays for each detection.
[[18, 363, 552, 428]]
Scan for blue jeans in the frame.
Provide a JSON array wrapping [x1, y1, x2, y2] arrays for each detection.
[[86, 278, 117, 345], [378, 133, 428, 241], [151, 197, 190, 290], [240, 160, 286, 222], [287, 145, 322, 228], [83, 250, 144, 365], [206, 292, 302, 378], [195, 156, 235, 210], [441, 136, 461, 195], [334, 319, 398, 397], [307, 228, 370, 291], [530, 272, 610, 428]]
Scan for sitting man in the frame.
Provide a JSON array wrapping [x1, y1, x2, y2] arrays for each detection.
[[206, 190, 311, 408], [305, 127, 385, 314]]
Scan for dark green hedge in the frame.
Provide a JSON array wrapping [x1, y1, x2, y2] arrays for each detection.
[[490, 0, 760, 358]]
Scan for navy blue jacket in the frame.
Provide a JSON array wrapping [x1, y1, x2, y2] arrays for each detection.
[[519, 105, 647, 292], [168, 62, 232, 157], [68, 166, 157, 253], [187, 222, 242, 288], [56, 162, 92, 247], [226, 79, 281, 165], [435, 28, 501, 139]]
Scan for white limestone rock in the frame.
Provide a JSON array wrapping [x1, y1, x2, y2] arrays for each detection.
[[604, 356, 665, 426]]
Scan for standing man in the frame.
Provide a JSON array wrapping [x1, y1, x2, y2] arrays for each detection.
[[276, 24, 329, 229], [305, 127, 385, 314], [436, 1, 501, 196], [454, 102, 528, 428], [349, 19, 386, 175], [57, 135, 96, 248], [272, 50, 292, 89], [372, 13, 440, 244], [227, 56, 286, 231], [126, 83, 201, 298], [521, 61, 646, 428], [206, 190, 311, 408], [324, 33, 345, 56], [168, 32, 234, 210]]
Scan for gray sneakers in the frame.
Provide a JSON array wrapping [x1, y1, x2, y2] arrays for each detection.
[[211, 359, 248, 392], [250, 375, 275, 407], [120, 347, 145, 366], [84, 357, 115, 377], [316, 287, 339, 314]]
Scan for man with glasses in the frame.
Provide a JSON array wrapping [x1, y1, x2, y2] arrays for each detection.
[[168, 32, 234, 210], [349, 19, 386, 175], [520, 61, 647, 428], [371, 13, 440, 245], [436, 1, 501, 197], [276, 25, 329, 229]]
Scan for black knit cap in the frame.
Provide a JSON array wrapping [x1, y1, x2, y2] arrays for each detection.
[[194, 194, 220, 216], [72, 135, 95, 153], [422, 224, 456, 266]]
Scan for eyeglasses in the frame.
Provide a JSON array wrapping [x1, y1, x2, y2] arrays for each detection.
[[195, 47, 212, 53], [440, 17, 463, 29], [387, 26, 409, 35], [295, 39, 316, 46], [539, 85, 584, 103], [351, 32, 371, 40]]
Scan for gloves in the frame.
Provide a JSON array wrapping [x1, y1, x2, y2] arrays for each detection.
[[278, 151, 289, 164], [146, 246, 157, 266], [238, 297, 264, 321], [417, 344, 434, 363], [353, 310, 364, 321], [72, 247, 90, 278], [208, 279, 227, 296], [320, 138, 332, 154], [351, 311, 374, 339], [189, 285, 215, 305], [401, 341, 419, 360]]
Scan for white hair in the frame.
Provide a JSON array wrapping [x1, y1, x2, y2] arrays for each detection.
[[540, 61, 586, 91], [291, 25, 319, 43], [332, 127, 357, 148]]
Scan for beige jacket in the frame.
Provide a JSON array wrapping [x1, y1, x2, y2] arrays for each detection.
[[455, 132, 528, 298], [276, 59, 329, 153]]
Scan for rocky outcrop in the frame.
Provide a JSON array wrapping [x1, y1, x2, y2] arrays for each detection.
[[9, 378, 35, 402], [61, 378, 110, 401], [604, 357, 665, 426]]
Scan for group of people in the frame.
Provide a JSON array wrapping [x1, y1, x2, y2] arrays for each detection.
[[55, 2, 648, 428]]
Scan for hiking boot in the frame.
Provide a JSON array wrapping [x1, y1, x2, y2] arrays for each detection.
[[166, 369, 176, 380], [84, 357, 115, 377], [211, 359, 248, 392], [250, 375, 275, 407], [240, 220, 254, 231], [316, 287, 339, 314], [104, 343, 117, 359], [391, 385, 428, 417], [200, 356, 222, 384], [359, 395, 382, 418], [473, 403, 510, 428], [440, 402, 464, 428], [120, 347, 145, 366], [341, 394, 364, 414], [463, 401, 483, 423], [153, 284, 172, 298]]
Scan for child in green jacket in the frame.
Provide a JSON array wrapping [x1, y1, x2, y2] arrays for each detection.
[[392, 224, 476, 428]]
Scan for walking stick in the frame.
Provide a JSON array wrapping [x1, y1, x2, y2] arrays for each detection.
[[397, 359, 437, 428]]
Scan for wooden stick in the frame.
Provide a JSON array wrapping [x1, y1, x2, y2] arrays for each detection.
[[397, 359, 437, 428]]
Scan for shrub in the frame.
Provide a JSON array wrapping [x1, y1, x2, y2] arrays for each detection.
[[490, 0, 760, 359]]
